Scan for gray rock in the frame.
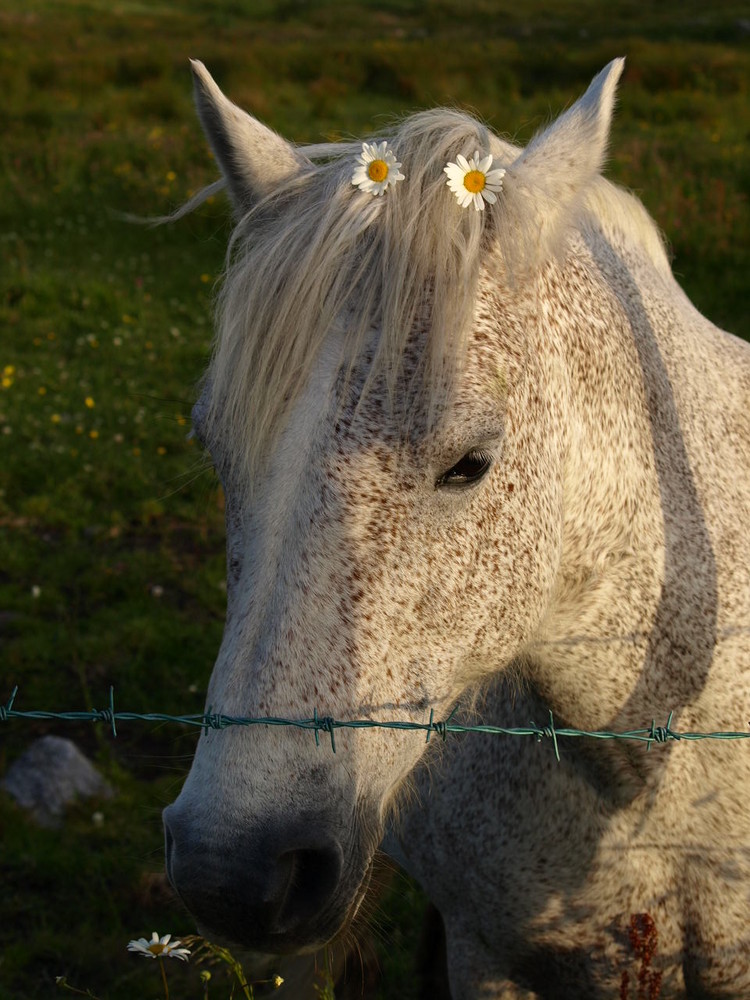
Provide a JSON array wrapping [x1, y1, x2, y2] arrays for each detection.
[[1, 735, 113, 827]]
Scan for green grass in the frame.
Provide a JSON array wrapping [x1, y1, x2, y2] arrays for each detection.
[[1, 1, 748, 997]]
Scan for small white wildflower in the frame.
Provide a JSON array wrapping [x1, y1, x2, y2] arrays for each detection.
[[444, 150, 505, 211], [127, 931, 191, 961], [31, 585, 41, 599], [351, 141, 405, 196]]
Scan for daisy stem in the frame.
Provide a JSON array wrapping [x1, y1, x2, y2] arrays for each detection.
[[159, 959, 170, 1000], [55, 978, 103, 1000]]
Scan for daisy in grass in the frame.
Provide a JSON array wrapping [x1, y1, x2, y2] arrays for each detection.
[[352, 141, 404, 196], [127, 931, 191, 961], [128, 932, 189, 1000], [444, 150, 506, 211]]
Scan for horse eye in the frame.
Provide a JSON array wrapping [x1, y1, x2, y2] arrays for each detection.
[[437, 450, 493, 489]]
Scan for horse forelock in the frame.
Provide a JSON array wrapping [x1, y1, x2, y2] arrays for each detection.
[[200, 106, 669, 496]]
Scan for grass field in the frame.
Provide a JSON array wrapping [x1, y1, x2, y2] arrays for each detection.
[[1, 1, 748, 997]]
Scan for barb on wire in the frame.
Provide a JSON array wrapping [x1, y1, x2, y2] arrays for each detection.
[[2, 687, 750, 761]]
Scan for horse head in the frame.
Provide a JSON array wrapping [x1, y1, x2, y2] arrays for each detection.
[[163, 59, 632, 953]]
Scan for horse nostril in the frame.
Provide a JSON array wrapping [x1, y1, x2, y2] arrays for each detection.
[[271, 842, 344, 934], [160, 807, 348, 947]]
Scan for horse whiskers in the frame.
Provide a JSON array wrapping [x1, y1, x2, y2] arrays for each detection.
[[153, 458, 216, 501], [328, 923, 378, 996]]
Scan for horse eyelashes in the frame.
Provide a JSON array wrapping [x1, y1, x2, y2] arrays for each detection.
[[437, 449, 493, 489]]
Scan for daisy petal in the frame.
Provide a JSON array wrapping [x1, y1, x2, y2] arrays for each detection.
[[486, 168, 506, 185]]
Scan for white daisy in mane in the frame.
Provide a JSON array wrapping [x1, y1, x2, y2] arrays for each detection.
[[351, 141, 405, 196], [444, 150, 506, 210]]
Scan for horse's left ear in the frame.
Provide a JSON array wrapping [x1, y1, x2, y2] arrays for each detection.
[[501, 58, 626, 259], [190, 60, 310, 217]]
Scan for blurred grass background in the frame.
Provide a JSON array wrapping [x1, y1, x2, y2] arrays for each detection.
[[0, 1, 747, 997]]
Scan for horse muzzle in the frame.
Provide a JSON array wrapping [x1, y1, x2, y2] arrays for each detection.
[[162, 803, 371, 953]]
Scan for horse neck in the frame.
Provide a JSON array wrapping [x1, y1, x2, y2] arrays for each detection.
[[528, 235, 721, 733]]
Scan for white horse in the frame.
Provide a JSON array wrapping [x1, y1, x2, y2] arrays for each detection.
[[163, 59, 750, 997]]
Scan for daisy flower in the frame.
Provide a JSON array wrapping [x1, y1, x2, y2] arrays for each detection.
[[127, 931, 191, 961], [444, 150, 506, 211], [352, 141, 405, 196]]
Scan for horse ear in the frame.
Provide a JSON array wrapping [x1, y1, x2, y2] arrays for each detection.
[[501, 58, 626, 259], [190, 60, 309, 216]]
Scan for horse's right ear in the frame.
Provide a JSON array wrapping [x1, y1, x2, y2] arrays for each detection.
[[499, 58, 626, 265], [190, 60, 309, 217]]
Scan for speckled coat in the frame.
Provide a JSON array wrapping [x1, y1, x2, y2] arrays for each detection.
[[163, 60, 750, 998], [394, 246, 750, 997]]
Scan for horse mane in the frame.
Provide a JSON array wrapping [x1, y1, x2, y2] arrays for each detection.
[[200, 107, 669, 494]]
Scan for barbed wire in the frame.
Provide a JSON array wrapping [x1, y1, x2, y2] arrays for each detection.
[[3, 686, 750, 761]]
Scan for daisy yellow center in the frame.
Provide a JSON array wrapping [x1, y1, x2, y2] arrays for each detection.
[[149, 944, 166, 955], [463, 170, 486, 193], [367, 159, 389, 183]]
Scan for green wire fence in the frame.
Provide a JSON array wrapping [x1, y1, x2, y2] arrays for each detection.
[[2, 686, 750, 761]]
